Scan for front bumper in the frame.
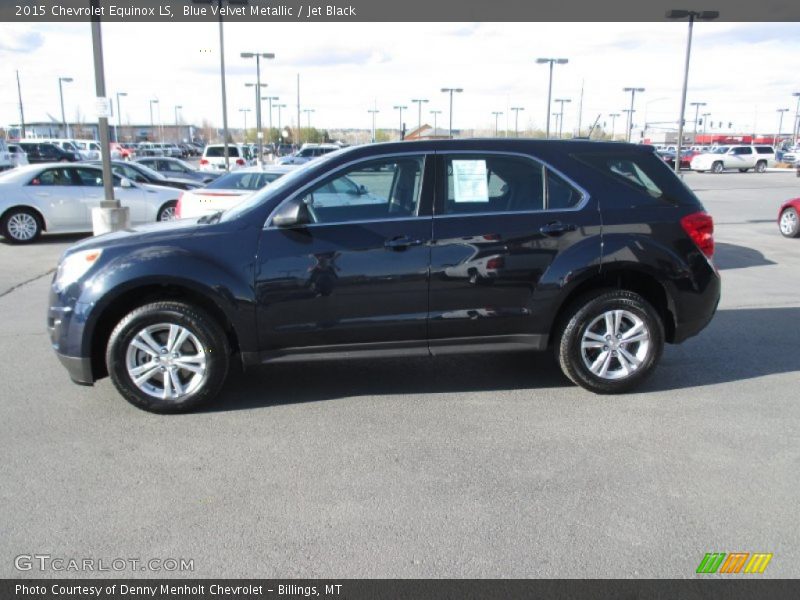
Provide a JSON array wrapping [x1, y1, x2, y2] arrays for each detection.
[[48, 285, 95, 385], [55, 352, 94, 385]]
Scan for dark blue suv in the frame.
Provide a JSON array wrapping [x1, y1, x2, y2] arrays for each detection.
[[49, 140, 720, 412]]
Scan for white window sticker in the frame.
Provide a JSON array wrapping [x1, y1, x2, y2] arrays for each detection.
[[452, 160, 489, 202]]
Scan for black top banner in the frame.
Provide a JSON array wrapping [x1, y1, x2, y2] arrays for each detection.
[[3, 0, 800, 22]]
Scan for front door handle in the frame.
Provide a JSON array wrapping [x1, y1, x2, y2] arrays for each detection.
[[539, 221, 576, 236], [385, 236, 424, 250]]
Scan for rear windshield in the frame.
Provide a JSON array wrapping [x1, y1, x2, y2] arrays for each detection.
[[205, 146, 240, 158], [205, 171, 284, 190]]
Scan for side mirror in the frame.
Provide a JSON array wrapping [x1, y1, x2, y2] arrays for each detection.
[[357, 184, 368, 195], [272, 196, 312, 228], [119, 177, 133, 188]]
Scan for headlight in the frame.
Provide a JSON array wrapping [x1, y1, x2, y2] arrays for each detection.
[[54, 249, 103, 291]]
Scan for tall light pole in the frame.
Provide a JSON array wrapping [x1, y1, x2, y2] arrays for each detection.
[[554, 98, 571, 139], [263, 95, 279, 147], [411, 98, 428, 132], [536, 58, 568, 139], [241, 51, 275, 164], [622, 108, 635, 142], [609, 112, 620, 140], [441, 88, 463, 139], [792, 92, 800, 145], [430, 110, 442, 136], [275, 103, 286, 147], [192, 0, 248, 170], [510, 107, 524, 137], [394, 105, 407, 139], [690, 101, 707, 143], [623, 87, 645, 142], [368, 108, 379, 143], [775, 108, 789, 147], [239, 108, 251, 140], [58, 76, 73, 138], [701, 112, 711, 140], [115, 91, 127, 143], [174, 105, 183, 142], [245, 82, 268, 146], [149, 99, 159, 141], [16, 70, 26, 140], [492, 111, 504, 137], [667, 9, 719, 173], [303, 108, 315, 133]]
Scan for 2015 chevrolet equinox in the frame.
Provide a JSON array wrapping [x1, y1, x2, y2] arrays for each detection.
[[48, 140, 720, 412]]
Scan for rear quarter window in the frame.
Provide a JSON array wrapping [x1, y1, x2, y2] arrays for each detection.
[[755, 146, 774, 154]]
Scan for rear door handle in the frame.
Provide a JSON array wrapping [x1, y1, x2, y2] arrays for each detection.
[[539, 221, 576, 236], [385, 236, 424, 250]]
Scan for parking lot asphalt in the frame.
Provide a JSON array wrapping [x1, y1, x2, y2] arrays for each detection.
[[0, 171, 798, 578]]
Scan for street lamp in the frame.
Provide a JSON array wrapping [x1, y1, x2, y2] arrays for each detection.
[[239, 108, 251, 140], [792, 92, 800, 145], [701, 112, 711, 139], [149, 99, 159, 141], [536, 58, 568, 138], [303, 108, 315, 132], [275, 103, 287, 147], [690, 101, 707, 142], [510, 107, 524, 137], [58, 77, 73, 138], [114, 91, 127, 143], [174, 105, 183, 142], [775, 108, 789, 147], [193, 0, 249, 170], [411, 98, 429, 132], [441, 88, 463, 139], [608, 112, 620, 140], [622, 108, 635, 141], [262, 95, 279, 148], [241, 51, 275, 163], [623, 87, 645, 142], [245, 82, 267, 146], [667, 9, 720, 172], [554, 98, 571, 139], [430, 110, 442, 136], [368, 108, 379, 143], [491, 111, 504, 137], [394, 105, 407, 139]]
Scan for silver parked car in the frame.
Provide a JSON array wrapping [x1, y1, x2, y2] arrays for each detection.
[[0, 163, 181, 243]]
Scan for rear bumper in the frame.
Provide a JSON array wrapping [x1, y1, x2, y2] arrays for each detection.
[[671, 262, 721, 344]]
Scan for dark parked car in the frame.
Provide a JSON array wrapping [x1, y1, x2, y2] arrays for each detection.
[[49, 140, 720, 412], [17, 142, 80, 163], [84, 160, 202, 191], [134, 157, 219, 184]]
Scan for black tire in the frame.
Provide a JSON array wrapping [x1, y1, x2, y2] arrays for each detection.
[[106, 301, 230, 413], [556, 290, 664, 394], [1, 207, 42, 244], [755, 160, 767, 173], [779, 207, 800, 238], [712, 161, 724, 174], [157, 200, 178, 222]]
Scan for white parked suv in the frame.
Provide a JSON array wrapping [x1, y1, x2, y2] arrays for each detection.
[[0, 140, 13, 171], [199, 144, 255, 172], [690, 144, 775, 173]]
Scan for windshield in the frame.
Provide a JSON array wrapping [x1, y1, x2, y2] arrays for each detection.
[[711, 146, 729, 154], [205, 171, 284, 190]]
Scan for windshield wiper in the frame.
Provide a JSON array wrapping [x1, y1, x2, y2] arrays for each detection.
[[197, 210, 224, 224]]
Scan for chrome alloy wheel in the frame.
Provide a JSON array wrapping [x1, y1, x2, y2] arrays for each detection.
[[158, 205, 177, 221], [125, 323, 207, 400], [7, 212, 38, 241], [580, 309, 651, 380], [780, 209, 797, 236]]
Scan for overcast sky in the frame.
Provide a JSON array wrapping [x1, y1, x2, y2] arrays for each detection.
[[1, 21, 798, 136]]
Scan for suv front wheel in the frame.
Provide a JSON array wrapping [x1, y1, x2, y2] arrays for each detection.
[[106, 301, 230, 412], [557, 290, 664, 394]]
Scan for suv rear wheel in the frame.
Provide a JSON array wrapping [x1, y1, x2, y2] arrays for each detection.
[[755, 160, 767, 173], [106, 301, 230, 412], [557, 290, 664, 394]]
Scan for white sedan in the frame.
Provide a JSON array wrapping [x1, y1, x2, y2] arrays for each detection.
[[0, 163, 182, 243], [176, 165, 296, 219]]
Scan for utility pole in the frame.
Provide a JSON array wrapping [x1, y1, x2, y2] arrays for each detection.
[[368, 108, 379, 143], [492, 111, 504, 137], [609, 112, 620, 140], [16, 70, 26, 139], [510, 107, 524, 137], [623, 87, 645, 142], [690, 101, 707, 143], [90, 0, 127, 235]]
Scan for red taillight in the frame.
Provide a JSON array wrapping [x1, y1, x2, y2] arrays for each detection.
[[681, 211, 714, 258], [486, 257, 505, 270], [175, 192, 183, 218], [199, 158, 209, 166], [235, 158, 245, 166]]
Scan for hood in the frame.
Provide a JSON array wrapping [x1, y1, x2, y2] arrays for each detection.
[[63, 217, 202, 256]]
